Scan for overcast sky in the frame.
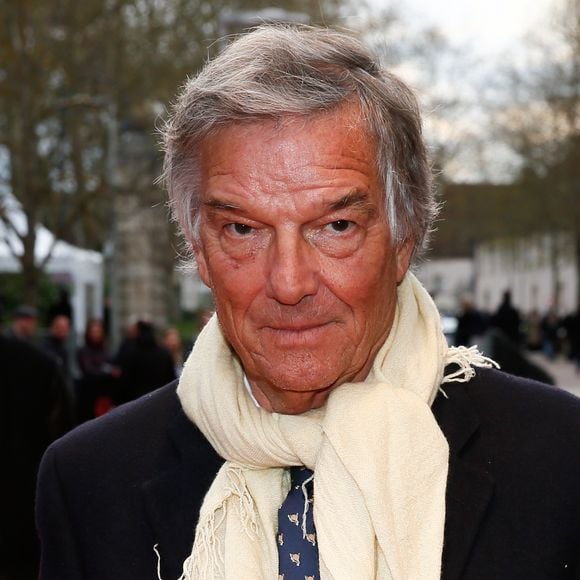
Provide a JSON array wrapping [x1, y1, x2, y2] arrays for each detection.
[[392, 0, 559, 56]]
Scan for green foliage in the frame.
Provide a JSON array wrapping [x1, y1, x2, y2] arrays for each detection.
[[0, 272, 61, 327], [172, 308, 215, 343], [173, 316, 199, 346]]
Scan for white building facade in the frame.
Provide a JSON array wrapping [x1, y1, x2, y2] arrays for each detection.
[[473, 234, 578, 315], [415, 258, 474, 314]]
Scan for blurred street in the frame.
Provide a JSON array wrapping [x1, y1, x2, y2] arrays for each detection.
[[527, 352, 580, 399]]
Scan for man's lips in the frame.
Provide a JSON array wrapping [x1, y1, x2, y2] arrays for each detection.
[[260, 321, 336, 344], [262, 320, 334, 332]]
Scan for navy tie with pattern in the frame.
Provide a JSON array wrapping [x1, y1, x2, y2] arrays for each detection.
[[277, 466, 319, 579]]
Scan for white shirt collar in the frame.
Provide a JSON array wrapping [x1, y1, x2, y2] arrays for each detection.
[[243, 373, 262, 408]]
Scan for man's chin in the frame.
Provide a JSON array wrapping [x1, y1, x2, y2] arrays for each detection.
[[262, 386, 335, 415], [253, 369, 340, 413]]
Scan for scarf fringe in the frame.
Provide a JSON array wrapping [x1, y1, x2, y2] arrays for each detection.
[[300, 471, 314, 540], [180, 466, 259, 580], [443, 345, 499, 385], [179, 504, 227, 580], [225, 466, 261, 538]]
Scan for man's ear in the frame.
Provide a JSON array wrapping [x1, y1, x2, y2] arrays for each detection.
[[193, 243, 212, 289], [395, 239, 414, 283]]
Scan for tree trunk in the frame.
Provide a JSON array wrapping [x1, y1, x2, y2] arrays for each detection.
[[20, 229, 41, 307]]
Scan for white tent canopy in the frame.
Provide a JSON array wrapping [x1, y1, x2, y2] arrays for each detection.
[[0, 194, 104, 337]]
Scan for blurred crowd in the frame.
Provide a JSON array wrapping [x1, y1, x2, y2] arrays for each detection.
[[0, 297, 211, 579], [4, 308, 192, 422], [454, 290, 580, 382]]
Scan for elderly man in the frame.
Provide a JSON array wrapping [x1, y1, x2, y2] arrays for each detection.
[[37, 26, 580, 580]]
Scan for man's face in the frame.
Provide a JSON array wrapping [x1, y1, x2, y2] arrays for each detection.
[[14, 316, 37, 339], [194, 104, 412, 414], [51, 316, 70, 341]]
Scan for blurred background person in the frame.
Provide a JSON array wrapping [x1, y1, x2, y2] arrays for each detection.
[[5, 305, 39, 344], [491, 290, 522, 346], [541, 307, 561, 361], [46, 286, 73, 327], [524, 309, 543, 352], [41, 314, 73, 386], [112, 315, 140, 368], [0, 335, 71, 579], [481, 326, 555, 385], [114, 319, 176, 404], [76, 318, 116, 423], [454, 296, 487, 347], [162, 326, 185, 378]]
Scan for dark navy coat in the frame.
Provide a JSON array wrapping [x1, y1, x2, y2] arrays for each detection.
[[36, 368, 580, 579]]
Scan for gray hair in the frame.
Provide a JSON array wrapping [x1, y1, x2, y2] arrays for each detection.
[[161, 24, 437, 260]]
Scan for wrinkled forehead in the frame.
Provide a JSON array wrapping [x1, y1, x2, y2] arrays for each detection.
[[205, 99, 372, 145], [199, 105, 379, 183], [196, 103, 379, 178]]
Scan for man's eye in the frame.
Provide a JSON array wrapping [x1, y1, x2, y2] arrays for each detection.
[[226, 223, 253, 236], [326, 220, 354, 233]]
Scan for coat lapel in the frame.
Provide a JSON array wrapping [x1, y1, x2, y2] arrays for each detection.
[[141, 406, 223, 580], [433, 384, 495, 580]]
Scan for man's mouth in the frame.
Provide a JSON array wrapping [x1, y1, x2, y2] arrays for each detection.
[[268, 322, 328, 331], [262, 321, 335, 344]]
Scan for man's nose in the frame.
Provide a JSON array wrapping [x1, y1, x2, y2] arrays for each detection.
[[265, 231, 319, 305]]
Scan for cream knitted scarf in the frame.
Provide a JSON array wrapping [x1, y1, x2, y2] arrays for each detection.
[[175, 273, 495, 580]]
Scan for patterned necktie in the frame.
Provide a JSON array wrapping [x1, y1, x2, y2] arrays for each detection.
[[277, 466, 319, 580]]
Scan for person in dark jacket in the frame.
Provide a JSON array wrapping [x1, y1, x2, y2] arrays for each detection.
[[76, 318, 116, 422], [1, 336, 71, 579], [454, 297, 486, 347], [36, 25, 580, 579], [5, 304, 39, 344], [41, 314, 73, 386], [491, 290, 522, 345], [114, 320, 176, 404]]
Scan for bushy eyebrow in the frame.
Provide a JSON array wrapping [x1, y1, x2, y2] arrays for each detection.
[[203, 191, 377, 215], [203, 199, 242, 212], [327, 191, 376, 215]]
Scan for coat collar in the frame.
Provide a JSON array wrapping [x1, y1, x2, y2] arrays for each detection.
[[433, 382, 495, 580]]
